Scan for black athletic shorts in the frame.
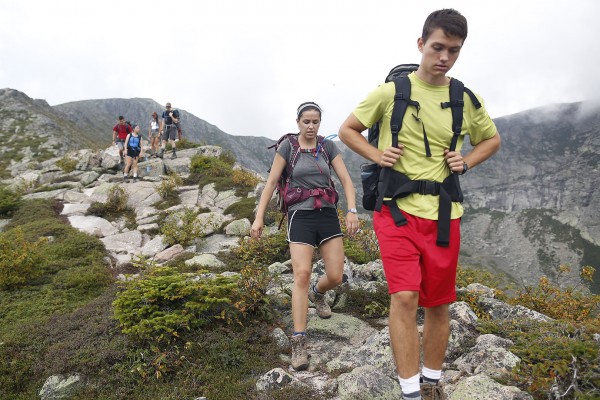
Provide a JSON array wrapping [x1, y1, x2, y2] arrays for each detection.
[[127, 148, 141, 158], [287, 207, 343, 247]]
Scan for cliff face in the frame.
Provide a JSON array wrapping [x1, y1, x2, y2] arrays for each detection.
[[458, 103, 600, 291]]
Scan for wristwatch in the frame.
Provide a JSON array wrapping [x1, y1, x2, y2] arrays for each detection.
[[460, 162, 469, 175], [347, 208, 357, 214]]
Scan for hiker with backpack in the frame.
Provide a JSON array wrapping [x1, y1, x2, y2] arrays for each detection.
[[123, 124, 144, 183], [148, 112, 161, 157], [338, 9, 501, 400], [250, 101, 359, 371], [112, 116, 133, 164], [158, 102, 180, 159]]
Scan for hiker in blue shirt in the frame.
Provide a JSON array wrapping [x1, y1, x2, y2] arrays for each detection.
[[123, 125, 144, 183], [251, 101, 359, 371]]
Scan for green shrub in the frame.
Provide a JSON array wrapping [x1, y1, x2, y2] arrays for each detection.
[[5, 198, 56, 229], [190, 154, 233, 178], [87, 184, 131, 220], [220, 150, 237, 166], [160, 208, 207, 246], [0, 227, 47, 290], [509, 265, 600, 322], [478, 318, 600, 399], [226, 230, 289, 271], [113, 266, 238, 344], [165, 138, 199, 150], [55, 155, 78, 173], [223, 196, 256, 221], [231, 169, 260, 195], [0, 185, 21, 217], [233, 264, 274, 320], [157, 173, 183, 199], [52, 264, 112, 297], [338, 210, 380, 264]]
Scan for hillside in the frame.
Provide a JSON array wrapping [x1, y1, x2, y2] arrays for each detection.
[[459, 103, 600, 292], [2, 88, 599, 293], [54, 98, 276, 175], [0, 88, 598, 399]]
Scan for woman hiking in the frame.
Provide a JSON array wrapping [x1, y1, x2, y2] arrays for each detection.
[[250, 101, 359, 371], [123, 125, 144, 183]]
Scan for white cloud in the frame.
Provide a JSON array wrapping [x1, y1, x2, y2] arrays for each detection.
[[1, 0, 599, 139]]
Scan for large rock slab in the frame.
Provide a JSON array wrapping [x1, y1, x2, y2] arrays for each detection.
[[101, 230, 143, 254], [68, 215, 117, 237]]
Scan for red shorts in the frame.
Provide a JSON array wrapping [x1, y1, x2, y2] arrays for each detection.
[[373, 205, 460, 307]]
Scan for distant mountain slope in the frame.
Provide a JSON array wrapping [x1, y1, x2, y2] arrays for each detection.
[[54, 98, 276, 174], [459, 102, 600, 291], [2, 88, 598, 292], [0, 89, 105, 179]]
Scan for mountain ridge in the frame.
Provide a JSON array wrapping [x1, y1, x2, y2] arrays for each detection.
[[1, 87, 598, 293]]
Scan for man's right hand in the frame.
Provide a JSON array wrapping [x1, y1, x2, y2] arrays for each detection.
[[379, 144, 404, 167]]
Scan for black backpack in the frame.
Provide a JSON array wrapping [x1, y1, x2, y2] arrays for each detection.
[[360, 63, 481, 246]]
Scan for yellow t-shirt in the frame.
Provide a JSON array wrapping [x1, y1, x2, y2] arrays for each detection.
[[353, 73, 497, 220]]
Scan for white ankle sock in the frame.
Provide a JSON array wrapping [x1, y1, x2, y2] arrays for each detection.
[[398, 374, 420, 395], [422, 366, 442, 382]]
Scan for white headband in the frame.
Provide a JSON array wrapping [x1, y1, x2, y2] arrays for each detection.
[[297, 102, 322, 117]]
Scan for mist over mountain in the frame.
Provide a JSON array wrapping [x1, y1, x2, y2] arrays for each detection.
[[1, 88, 598, 293]]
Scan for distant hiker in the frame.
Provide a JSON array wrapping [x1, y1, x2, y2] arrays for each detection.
[[123, 124, 144, 183], [149, 112, 160, 157], [112, 116, 133, 164], [158, 102, 179, 159], [250, 101, 359, 371], [338, 9, 501, 400]]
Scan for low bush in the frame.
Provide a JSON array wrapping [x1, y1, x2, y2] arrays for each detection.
[[0, 185, 21, 217], [5, 198, 57, 229], [341, 285, 391, 320], [227, 229, 289, 271], [159, 208, 206, 247], [0, 226, 47, 290], [231, 169, 260, 195], [338, 210, 380, 264], [55, 155, 78, 172], [223, 196, 256, 221], [234, 264, 274, 321], [87, 184, 131, 220], [113, 266, 238, 345], [157, 173, 183, 199], [509, 265, 600, 322], [190, 154, 232, 178], [479, 318, 600, 399]]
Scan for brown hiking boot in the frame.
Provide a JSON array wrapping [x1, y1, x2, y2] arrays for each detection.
[[308, 286, 332, 319], [290, 335, 308, 371], [421, 381, 446, 400]]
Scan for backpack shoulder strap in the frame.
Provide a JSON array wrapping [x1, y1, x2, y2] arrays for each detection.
[[284, 134, 301, 181], [390, 76, 420, 148], [440, 78, 483, 152], [375, 76, 420, 212], [315, 135, 333, 166], [441, 78, 465, 152], [463, 87, 481, 109]]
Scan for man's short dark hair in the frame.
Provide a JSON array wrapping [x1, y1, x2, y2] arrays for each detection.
[[422, 8, 468, 43], [118, 116, 125, 121]]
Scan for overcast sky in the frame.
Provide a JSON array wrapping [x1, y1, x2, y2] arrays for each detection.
[[1, 0, 599, 140]]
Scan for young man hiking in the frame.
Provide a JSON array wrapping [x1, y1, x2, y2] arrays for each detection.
[[338, 9, 501, 399], [112, 116, 133, 164], [158, 102, 180, 159]]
